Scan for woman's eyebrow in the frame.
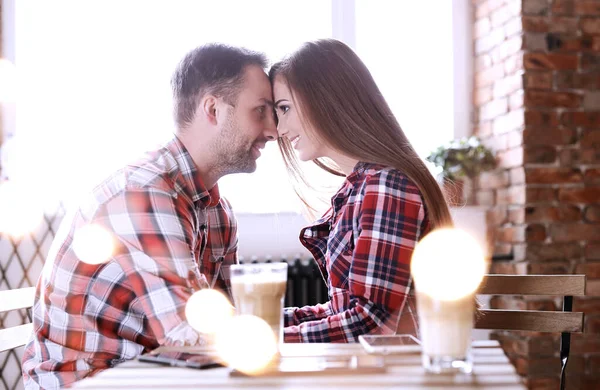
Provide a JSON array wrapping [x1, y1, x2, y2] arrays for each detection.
[[274, 99, 289, 106]]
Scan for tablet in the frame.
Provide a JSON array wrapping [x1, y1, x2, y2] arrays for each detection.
[[138, 349, 224, 370], [358, 334, 421, 354]]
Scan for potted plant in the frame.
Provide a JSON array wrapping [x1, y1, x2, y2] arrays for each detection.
[[426, 136, 496, 206]]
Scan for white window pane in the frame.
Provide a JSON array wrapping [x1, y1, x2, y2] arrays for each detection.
[[355, 0, 454, 158], [12, 0, 332, 213]]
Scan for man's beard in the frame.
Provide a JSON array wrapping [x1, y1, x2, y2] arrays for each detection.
[[213, 114, 257, 176]]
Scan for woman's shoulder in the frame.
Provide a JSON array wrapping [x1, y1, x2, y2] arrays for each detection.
[[354, 162, 421, 196]]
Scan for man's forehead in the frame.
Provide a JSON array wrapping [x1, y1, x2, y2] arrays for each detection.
[[240, 66, 272, 99]]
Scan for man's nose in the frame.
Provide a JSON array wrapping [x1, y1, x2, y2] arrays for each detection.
[[264, 110, 278, 141]]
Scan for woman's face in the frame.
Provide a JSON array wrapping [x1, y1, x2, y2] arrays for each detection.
[[272, 75, 325, 161]]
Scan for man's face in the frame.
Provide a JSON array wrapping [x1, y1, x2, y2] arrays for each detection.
[[214, 65, 277, 174]]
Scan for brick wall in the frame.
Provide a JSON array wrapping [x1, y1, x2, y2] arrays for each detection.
[[473, 0, 600, 389]]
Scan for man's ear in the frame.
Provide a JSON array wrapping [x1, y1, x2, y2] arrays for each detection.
[[200, 95, 219, 125]]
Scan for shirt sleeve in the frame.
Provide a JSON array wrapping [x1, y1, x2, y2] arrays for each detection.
[[90, 187, 208, 348], [284, 171, 425, 343], [284, 301, 333, 327]]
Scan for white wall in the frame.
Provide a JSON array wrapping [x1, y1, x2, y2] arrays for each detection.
[[236, 206, 488, 261]]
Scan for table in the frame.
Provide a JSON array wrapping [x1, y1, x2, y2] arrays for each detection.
[[72, 340, 525, 389]]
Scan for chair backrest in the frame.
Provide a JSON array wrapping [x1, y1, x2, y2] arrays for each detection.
[[475, 274, 586, 333], [0, 287, 36, 352]]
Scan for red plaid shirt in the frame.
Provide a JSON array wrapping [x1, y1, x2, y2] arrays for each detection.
[[22, 136, 238, 389], [283, 162, 428, 343]]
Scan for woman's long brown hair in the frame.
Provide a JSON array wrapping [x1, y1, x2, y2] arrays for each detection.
[[270, 39, 453, 229]]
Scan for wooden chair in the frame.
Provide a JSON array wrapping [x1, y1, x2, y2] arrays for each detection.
[[475, 274, 586, 390], [0, 287, 36, 352]]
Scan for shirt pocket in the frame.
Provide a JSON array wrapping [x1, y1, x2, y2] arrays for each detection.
[[326, 228, 354, 290]]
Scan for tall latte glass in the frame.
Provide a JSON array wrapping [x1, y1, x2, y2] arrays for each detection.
[[230, 262, 288, 348], [411, 228, 487, 374]]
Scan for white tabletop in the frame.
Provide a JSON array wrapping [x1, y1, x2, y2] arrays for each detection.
[[72, 340, 525, 390]]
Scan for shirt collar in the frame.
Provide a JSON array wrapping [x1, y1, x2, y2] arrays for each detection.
[[166, 136, 220, 207]]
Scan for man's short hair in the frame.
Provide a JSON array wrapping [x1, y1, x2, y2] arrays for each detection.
[[171, 43, 268, 129]]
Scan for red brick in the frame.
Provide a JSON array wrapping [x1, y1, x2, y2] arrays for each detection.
[[514, 356, 561, 376], [525, 110, 560, 126], [523, 127, 576, 146], [508, 207, 525, 223], [524, 52, 579, 70], [492, 109, 525, 134], [561, 111, 600, 127], [552, 0, 575, 16], [586, 316, 600, 334], [527, 261, 572, 274], [475, 28, 506, 54], [524, 377, 560, 390], [491, 295, 527, 310], [523, 72, 553, 89], [527, 187, 557, 203], [576, 0, 600, 16], [565, 355, 586, 375], [523, 16, 579, 33], [584, 205, 600, 222], [581, 53, 600, 70], [559, 187, 600, 203], [581, 17, 600, 35], [476, 63, 505, 87], [524, 90, 582, 108], [576, 262, 600, 279], [525, 205, 582, 222], [588, 354, 600, 374], [525, 223, 547, 241], [526, 167, 583, 184], [587, 242, 600, 259], [498, 185, 526, 204], [548, 35, 599, 53], [585, 168, 600, 183], [571, 334, 600, 354], [525, 242, 582, 261], [587, 279, 600, 295], [523, 0, 549, 15], [523, 145, 557, 163], [556, 71, 600, 90], [581, 129, 600, 148], [474, 17, 492, 39], [475, 86, 493, 105], [551, 223, 600, 242], [573, 296, 600, 313], [510, 167, 525, 184], [561, 149, 600, 165]]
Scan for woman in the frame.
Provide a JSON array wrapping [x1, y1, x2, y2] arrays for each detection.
[[270, 39, 453, 343]]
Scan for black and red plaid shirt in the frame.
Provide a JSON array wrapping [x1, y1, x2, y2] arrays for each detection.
[[284, 162, 428, 343], [22, 136, 238, 389]]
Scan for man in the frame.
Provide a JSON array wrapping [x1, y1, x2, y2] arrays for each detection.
[[22, 43, 277, 389]]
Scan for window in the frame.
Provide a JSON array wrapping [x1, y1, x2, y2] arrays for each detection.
[[2, 0, 465, 214]]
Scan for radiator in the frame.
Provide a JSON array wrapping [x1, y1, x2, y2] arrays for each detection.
[[238, 257, 327, 308]]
